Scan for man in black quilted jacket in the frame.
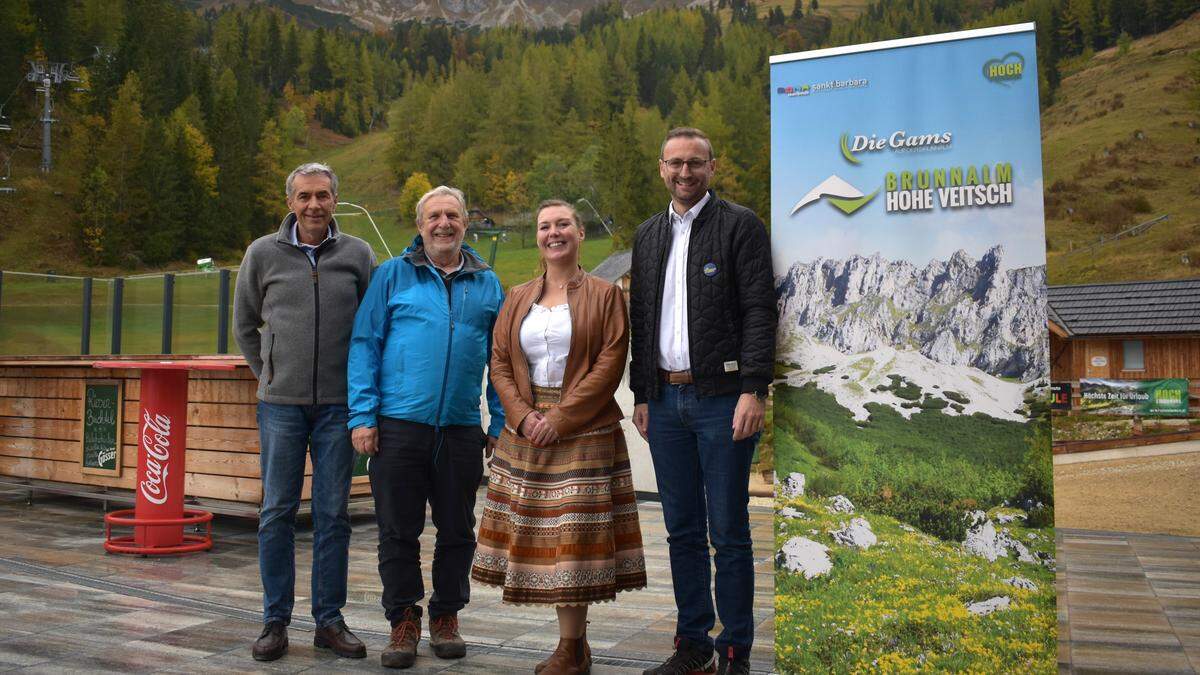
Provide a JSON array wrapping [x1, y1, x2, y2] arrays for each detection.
[[631, 127, 776, 675]]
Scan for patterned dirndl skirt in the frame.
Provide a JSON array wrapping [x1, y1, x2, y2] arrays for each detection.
[[471, 386, 647, 605]]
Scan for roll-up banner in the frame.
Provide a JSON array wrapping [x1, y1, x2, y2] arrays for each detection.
[[770, 25, 1055, 671]]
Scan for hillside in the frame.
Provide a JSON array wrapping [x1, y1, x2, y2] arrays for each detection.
[[1042, 12, 1200, 285]]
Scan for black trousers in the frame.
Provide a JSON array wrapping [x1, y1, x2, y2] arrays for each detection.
[[369, 417, 485, 623]]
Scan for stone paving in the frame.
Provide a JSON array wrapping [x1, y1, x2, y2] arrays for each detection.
[[1057, 528, 1200, 674], [3, 488, 1200, 673], [0, 488, 775, 673]]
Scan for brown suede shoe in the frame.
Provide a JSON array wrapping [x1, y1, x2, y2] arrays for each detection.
[[381, 607, 421, 669], [537, 627, 587, 673], [541, 636, 592, 675], [429, 613, 467, 659], [314, 619, 366, 658], [252, 621, 288, 662]]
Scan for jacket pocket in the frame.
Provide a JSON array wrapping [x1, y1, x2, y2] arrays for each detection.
[[265, 332, 276, 385]]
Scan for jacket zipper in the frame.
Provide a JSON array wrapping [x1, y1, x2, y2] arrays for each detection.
[[310, 254, 320, 406], [433, 269, 455, 427]]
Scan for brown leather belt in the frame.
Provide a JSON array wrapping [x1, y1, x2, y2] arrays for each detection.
[[659, 369, 693, 385]]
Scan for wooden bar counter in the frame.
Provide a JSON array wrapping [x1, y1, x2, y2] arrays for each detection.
[[0, 355, 371, 517]]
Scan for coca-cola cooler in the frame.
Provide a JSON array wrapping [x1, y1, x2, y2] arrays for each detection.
[[95, 360, 234, 555]]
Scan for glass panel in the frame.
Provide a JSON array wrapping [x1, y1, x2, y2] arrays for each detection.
[[225, 270, 238, 355], [1123, 340, 1145, 370], [120, 275, 165, 355], [0, 273, 85, 356], [172, 271, 222, 355], [88, 278, 114, 355]]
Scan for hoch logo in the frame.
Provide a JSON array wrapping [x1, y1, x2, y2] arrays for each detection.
[[983, 52, 1024, 85]]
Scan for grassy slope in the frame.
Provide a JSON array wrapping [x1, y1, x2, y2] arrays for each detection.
[[772, 386, 1056, 671], [775, 494, 1056, 672], [1042, 13, 1200, 285]]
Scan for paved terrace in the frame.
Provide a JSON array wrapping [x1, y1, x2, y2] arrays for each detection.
[[0, 488, 775, 673]]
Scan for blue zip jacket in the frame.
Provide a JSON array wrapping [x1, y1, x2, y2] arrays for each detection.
[[347, 237, 505, 436]]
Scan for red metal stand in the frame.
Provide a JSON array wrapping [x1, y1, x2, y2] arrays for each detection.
[[93, 359, 237, 555]]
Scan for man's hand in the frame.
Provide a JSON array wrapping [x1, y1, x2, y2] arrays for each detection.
[[632, 403, 649, 441], [529, 417, 560, 447], [484, 435, 498, 458], [732, 393, 765, 441], [351, 426, 378, 456]]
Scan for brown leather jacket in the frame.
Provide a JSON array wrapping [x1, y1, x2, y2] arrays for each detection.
[[490, 271, 628, 438]]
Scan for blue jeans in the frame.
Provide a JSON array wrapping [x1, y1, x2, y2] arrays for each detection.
[[257, 402, 354, 628], [648, 385, 757, 657]]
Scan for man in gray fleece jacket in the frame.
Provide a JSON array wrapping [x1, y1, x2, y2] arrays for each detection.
[[234, 162, 375, 663]]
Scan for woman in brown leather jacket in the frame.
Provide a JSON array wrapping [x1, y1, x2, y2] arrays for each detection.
[[471, 200, 646, 675]]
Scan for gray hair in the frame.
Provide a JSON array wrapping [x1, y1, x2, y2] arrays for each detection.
[[415, 185, 467, 224], [286, 162, 339, 198]]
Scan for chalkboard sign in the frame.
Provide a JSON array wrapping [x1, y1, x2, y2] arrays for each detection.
[[81, 380, 123, 476]]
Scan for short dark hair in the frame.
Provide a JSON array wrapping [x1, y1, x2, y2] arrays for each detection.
[[660, 127, 714, 160]]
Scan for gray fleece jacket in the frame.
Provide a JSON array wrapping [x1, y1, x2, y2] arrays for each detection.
[[234, 215, 375, 405]]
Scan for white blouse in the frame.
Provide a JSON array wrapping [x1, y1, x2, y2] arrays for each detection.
[[519, 303, 572, 387]]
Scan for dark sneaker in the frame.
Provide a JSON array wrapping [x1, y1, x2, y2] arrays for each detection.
[[642, 637, 716, 675], [252, 621, 288, 662], [381, 607, 422, 669], [716, 646, 751, 675], [429, 613, 467, 659], [314, 619, 367, 658]]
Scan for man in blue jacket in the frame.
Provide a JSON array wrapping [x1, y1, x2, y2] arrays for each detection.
[[347, 185, 504, 670]]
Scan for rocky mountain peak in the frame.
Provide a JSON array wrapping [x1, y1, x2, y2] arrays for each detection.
[[776, 249, 1047, 381]]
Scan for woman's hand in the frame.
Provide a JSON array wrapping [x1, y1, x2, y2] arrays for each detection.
[[519, 411, 544, 439], [529, 416, 560, 447]]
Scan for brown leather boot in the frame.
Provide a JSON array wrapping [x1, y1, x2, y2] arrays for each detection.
[[540, 635, 591, 675], [381, 607, 421, 669], [429, 613, 466, 659], [537, 627, 586, 673]]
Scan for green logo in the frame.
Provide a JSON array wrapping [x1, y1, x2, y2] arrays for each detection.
[[983, 52, 1024, 85], [839, 134, 860, 165], [791, 175, 878, 216]]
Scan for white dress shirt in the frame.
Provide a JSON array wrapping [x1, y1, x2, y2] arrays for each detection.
[[520, 303, 572, 387], [657, 192, 710, 372]]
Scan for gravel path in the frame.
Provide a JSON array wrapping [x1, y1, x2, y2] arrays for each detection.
[[1054, 450, 1200, 536]]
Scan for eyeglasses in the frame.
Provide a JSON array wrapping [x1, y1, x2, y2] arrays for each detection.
[[660, 157, 711, 171]]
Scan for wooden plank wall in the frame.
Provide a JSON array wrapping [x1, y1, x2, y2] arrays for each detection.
[[1050, 335, 1200, 412], [0, 364, 370, 505]]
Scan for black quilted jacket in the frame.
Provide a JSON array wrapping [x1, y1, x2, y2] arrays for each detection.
[[628, 191, 777, 404]]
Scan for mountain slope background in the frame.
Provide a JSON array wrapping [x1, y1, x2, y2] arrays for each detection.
[[0, 2, 1196, 287], [1041, 13, 1200, 285]]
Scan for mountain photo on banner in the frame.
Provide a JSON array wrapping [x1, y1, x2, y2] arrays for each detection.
[[771, 26, 1056, 672]]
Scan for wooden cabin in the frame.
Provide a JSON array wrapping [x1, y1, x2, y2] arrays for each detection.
[[0, 355, 371, 516], [1048, 278, 1200, 410]]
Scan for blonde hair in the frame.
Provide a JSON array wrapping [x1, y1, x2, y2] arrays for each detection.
[[535, 199, 584, 273]]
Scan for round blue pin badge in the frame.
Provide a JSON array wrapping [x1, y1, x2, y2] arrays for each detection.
[[703, 262, 718, 277]]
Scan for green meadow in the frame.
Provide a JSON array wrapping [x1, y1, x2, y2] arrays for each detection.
[[773, 382, 1056, 672], [774, 495, 1057, 673]]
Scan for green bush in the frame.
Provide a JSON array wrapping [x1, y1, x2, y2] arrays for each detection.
[[813, 365, 836, 375], [944, 391, 970, 404], [1027, 505, 1054, 529]]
